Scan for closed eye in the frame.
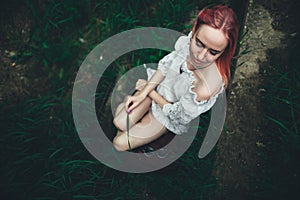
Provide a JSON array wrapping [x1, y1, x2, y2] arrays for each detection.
[[195, 37, 222, 56], [209, 50, 221, 56], [195, 40, 204, 48]]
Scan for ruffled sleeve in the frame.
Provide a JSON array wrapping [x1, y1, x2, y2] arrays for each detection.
[[157, 53, 173, 76], [161, 83, 223, 134], [163, 91, 206, 120], [174, 31, 191, 51], [157, 33, 191, 76]]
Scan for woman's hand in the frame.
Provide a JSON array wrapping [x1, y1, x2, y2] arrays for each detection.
[[124, 69, 166, 113], [125, 92, 147, 113], [124, 79, 147, 113], [135, 79, 147, 91]]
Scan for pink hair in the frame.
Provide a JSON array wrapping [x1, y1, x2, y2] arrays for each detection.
[[193, 6, 239, 86]]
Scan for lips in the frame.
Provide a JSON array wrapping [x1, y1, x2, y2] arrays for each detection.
[[191, 54, 204, 65], [193, 58, 203, 64]]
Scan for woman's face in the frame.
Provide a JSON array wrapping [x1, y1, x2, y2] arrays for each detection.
[[189, 24, 228, 68]]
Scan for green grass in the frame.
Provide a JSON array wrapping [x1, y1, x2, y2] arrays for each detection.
[[1, 0, 232, 199], [0, 91, 216, 199], [257, 32, 300, 199]]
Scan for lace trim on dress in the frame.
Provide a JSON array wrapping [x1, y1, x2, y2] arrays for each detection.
[[181, 62, 225, 105], [160, 103, 191, 134]]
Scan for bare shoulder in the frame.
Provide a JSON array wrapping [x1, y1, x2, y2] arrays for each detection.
[[192, 64, 223, 102]]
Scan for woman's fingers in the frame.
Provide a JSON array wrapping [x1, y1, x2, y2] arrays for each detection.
[[124, 93, 145, 113], [124, 96, 132, 112], [125, 96, 137, 113], [128, 96, 139, 112]]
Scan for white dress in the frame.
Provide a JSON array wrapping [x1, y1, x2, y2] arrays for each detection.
[[146, 32, 225, 135]]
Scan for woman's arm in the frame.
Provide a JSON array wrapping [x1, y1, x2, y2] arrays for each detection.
[[140, 69, 165, 98], [125, 69, 165, 112], [133, 78, 170, 108], [148, 90, 170, 108]]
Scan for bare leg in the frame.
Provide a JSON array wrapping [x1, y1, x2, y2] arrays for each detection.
[[114, 102, 125, 117], [113, 92, 152, 131], [113, 112, 167, 151]]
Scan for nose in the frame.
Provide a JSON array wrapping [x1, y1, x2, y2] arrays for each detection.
[[197, 48, 208, 60]]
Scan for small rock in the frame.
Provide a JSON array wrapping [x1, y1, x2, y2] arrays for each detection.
[[290, 32, 297, 37], [79, 38, 85, 43], [258, 88, 266, 95], [239, 74, 245, 80], [5, 50, 16, 57]]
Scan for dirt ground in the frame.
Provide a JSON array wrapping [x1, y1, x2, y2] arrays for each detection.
[[0, 3, 49, 103], [212, 0, 298, 199]]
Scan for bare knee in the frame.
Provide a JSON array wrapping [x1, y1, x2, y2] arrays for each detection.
[[113, 135, 128, 151], [113, 116, 126, 131]]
